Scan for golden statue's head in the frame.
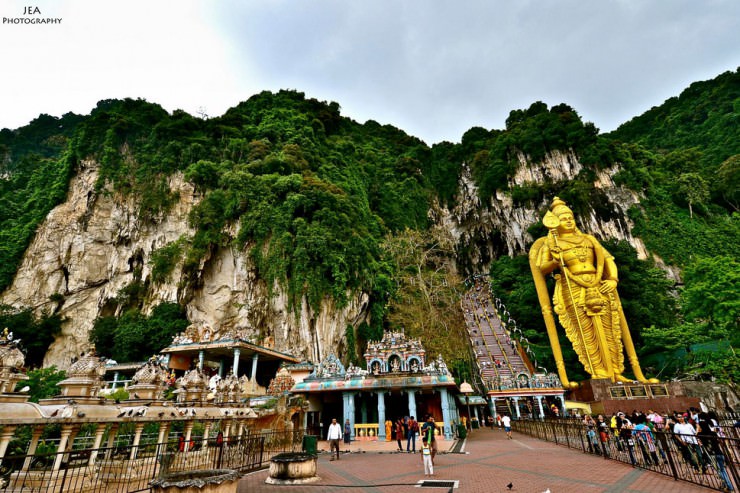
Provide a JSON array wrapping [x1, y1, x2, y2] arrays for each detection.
[[550, 197, 572, 217], [545, 197, 578, 234]]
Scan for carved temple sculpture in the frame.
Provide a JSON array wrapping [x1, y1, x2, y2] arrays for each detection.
[[529, 197, 657, 388]]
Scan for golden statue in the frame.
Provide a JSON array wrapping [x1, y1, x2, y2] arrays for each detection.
[[529, 197, 657, 388]]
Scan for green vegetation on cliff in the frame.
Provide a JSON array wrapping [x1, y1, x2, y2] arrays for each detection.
[[488, 69, 739, 382], [0, 70, 737, 382]]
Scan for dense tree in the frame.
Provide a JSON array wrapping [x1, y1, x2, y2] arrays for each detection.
[[90, 303, 189, 362], [681, 255, 739, 335], [716, 154, 740, 211], [675, 173, 709, 218], [0, 72, 735, 382], [0, 306, 63, 368], [23, 367, 66, 402], [382, 227, 469, 376]]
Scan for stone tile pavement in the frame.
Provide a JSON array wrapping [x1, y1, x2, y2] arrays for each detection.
[[238, 426, 711, 493]]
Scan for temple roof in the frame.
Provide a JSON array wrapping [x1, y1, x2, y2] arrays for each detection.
[[161, 339, 299, 363], [291, 373, 457, 393]]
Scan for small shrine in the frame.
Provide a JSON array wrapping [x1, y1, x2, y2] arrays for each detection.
[[267, 366, 296, 395], [126, 357, 170, 400], [174, 368, 208, 404], [0, 328, 28, 399], [365, 330, 426, 374], [48, 347, 106, 403], [213, 373, 242, 404], [292, 331, 460, 440], [160, 322, 300, 398]]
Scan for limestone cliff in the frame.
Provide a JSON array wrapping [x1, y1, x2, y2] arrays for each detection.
[[1, 150, 670, 368], [433, 150, 666, 277], [0, 160, 369, 369]]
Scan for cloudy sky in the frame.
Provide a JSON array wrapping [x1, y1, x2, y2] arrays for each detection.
[[1, 0, 738, 144]]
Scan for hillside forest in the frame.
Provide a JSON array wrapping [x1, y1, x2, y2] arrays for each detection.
[[0, 68, 737, 386]]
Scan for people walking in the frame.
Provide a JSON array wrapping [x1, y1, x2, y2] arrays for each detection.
[[697, 413, 734, 492], [673, 413, 708, 473], [583, 414, 598, 454], [421, 416, 434, 476], [407, 416, 418, 453], [596, 415, 611, 457], [343, 419, 352, 449], [421, 414, 438, 466], [502, 413, 512, 439], [327, 417, 342, 461], [395, 417, 405, 452]]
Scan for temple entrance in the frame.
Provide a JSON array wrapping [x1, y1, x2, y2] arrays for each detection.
[[384, 390, 414, 420], [416, 391, 441, 421], [320, 393, 343, 438], [354, 393, 378, 424]]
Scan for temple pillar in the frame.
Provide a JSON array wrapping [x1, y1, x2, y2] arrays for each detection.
[[129, 422, 146, 460], [203, 422, 212, 449], [536, 396, 545, 418], [104, 424, 119, 461], [377, 391, 386, 440], [407, 389, 417, 420], [156, 422, 170, 462], [112, 371, 119, 390], [512, 397, 521, 419], [561, 393, 567, 417], [87, 423, 107, 466], [219, 359, 225, 378], [184, 421, 194, 449], [0, 426, 16, 468], [489, 397, 496, 420], [361, 398, 368, 423], [224, 420, 234, 443], [198, 350, 205, 370], [440, 388, 453, 439], [232, 348, 241, 376], [21, 425, 44, 471], [342, 392, 355, 439], [52, 425, 74, 471], [250, 353, 259, 381]]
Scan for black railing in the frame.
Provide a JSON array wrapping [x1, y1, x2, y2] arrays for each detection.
[[0, 429, 302, 492], [514, 418, 739, 492]]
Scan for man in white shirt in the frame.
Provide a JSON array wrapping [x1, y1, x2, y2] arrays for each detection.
[[327, 418, 343, 460], [502, 414, 512, 439], [673, 414, 708, 473]]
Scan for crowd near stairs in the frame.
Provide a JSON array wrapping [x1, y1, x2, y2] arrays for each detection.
[[461, 276, 537, 415]]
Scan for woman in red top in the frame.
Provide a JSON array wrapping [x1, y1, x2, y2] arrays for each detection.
[[395, 417, 405, 452]]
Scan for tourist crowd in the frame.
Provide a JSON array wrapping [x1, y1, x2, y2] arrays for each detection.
[[578, 408, 735, 492]]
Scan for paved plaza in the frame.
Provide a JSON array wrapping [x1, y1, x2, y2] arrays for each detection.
[[238, 426, 709, 493]]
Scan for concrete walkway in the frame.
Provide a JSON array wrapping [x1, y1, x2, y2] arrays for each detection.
[[238, 427, 711, 492]]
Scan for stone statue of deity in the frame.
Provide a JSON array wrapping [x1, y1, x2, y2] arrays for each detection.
[[529, 197, 657, 388]]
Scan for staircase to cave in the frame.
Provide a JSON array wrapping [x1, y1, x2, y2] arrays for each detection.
[[461, 278, 534, 405]]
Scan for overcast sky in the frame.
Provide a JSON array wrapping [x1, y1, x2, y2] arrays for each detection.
[[1, 0, 738, 144]]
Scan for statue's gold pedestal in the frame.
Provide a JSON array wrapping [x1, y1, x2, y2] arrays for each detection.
[[569, 379, 700, 415]]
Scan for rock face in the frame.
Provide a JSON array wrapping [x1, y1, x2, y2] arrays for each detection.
[[0, 160, 369, 369], [434, 150, 654, 276], [1, 150, 667, 368]]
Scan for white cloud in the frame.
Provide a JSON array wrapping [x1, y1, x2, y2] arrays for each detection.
[[1, 0, 738, 143]]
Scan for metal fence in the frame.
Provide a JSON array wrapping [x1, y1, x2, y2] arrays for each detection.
[[514, 418, 739, 492], [0, 429, 302, 492]]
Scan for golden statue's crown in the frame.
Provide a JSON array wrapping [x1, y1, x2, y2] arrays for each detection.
[[550, 196, 572, 216]]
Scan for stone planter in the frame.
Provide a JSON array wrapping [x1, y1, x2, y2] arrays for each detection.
[[265, 452, 320, 485], [150, 469, 240, 493]]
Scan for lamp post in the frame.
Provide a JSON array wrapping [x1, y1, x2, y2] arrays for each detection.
[[460, 381, 473, 432]]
